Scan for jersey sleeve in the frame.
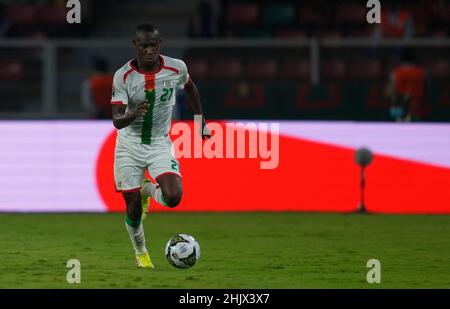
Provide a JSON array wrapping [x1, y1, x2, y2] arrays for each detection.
[[176, 60, 190, 90], [111, 70, 129, 105]]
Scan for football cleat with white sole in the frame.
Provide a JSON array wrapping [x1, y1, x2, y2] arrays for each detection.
[[136, 251, 154, 268]]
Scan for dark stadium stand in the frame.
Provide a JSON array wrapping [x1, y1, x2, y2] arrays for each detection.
[[279, 60, 310, 80], [210, 59, 242, 79], [220, 0, 450, 39], [0, 0, 448, 121], [4, 1, 93, 38]]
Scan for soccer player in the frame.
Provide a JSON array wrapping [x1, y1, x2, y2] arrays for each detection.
[[111, 24, 210, 268]]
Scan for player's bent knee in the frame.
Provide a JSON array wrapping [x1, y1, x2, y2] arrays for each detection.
[[158, 174, 183, 208], [164, 191, 182, 208]]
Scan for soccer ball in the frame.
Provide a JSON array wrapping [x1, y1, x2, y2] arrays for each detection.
[[165, 234, 200, 268]]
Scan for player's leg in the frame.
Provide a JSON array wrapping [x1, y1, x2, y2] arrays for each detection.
[[140, 177, 153, 220], [121, 189, 153, 268], [114, 144, 153, 268], [155, 173, 182, 207], [142, 172, 182, 208], [123, 189, 142, 222], [122, 189, 145, 255], [141, 157, 182, 208]]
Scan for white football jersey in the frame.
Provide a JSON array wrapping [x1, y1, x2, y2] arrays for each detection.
[[111, 55, 190, 144]]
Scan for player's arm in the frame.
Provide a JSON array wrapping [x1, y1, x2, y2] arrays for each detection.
[[183, 78, 211, 139], [111, 68, 148, 129], [112, 102, 148, 129]]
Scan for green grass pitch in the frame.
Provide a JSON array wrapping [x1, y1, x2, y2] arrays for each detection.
[[0, 213, 449, 288]]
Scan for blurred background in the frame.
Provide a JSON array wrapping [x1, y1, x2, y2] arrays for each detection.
[[0, 0, 449, 214], [0, 0, 449, 121], [1, 1, 450, 289]]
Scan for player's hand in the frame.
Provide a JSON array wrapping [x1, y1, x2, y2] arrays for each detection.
[[129, 102, 148, 118], [202, 123, 211, 140]]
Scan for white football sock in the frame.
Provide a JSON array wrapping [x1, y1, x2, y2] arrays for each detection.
[[125, 221, 147, 255], [142, 181, 168, 206], [141, 181, 156, 197]]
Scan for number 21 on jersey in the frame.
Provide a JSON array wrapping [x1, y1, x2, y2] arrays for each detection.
[[161, 88, 174, 101]]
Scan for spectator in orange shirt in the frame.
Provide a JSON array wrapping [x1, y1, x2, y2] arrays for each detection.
[[81, 57, 114, 119], [374, 1, 414, 39], [389, 49, 430, 122]]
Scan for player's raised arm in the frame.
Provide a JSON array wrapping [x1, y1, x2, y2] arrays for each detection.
[[183, 78, 211, 139]]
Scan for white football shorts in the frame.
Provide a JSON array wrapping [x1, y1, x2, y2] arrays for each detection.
[[114, 135, 181, 192]]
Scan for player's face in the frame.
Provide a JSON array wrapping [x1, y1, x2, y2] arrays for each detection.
[[133, 31, 161, 67]]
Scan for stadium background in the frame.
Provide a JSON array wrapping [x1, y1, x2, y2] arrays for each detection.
[[1, 0, 449, 214], [0, 0, 450, 288]]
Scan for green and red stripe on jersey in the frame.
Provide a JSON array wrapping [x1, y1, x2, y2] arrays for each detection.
[[142, 74, 156, 145]]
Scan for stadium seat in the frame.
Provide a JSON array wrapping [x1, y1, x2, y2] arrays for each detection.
[[321, 60, 347, 80], [227, 3, 259, 24], [296, 83, 342, 110], [335, 3, 366, 24], [209, 59, 242, 79], [40, 6, 67, 24], [425, 60, 449, 79], [367, 83, 390, 110], [348, 60, 382, 80], [280, 60, 310, 80], [185, 59, 209, 80], [225, 82, 265, 108], [298, 4, 328, 25], [244, 60, 278, 80], [410, 3, 432, 31], [436, 2, 450, 22], [6, 5, 36, 24], [262, 3, 296, 25], [445, 4, 450, 21], [438, 85, 450, 107], [275, 30, 306, 38], [239, 29, 272, 38], [347, 26, 375, 38], [310, 30, 343, 39], [431, 30, 448, 38], [0, 60, 23, 81]]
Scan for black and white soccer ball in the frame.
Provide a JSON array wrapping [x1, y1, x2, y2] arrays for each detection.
[[165, 234, 200, 268]]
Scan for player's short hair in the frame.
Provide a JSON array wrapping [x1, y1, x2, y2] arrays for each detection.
[[136, 24, 160, 35]]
